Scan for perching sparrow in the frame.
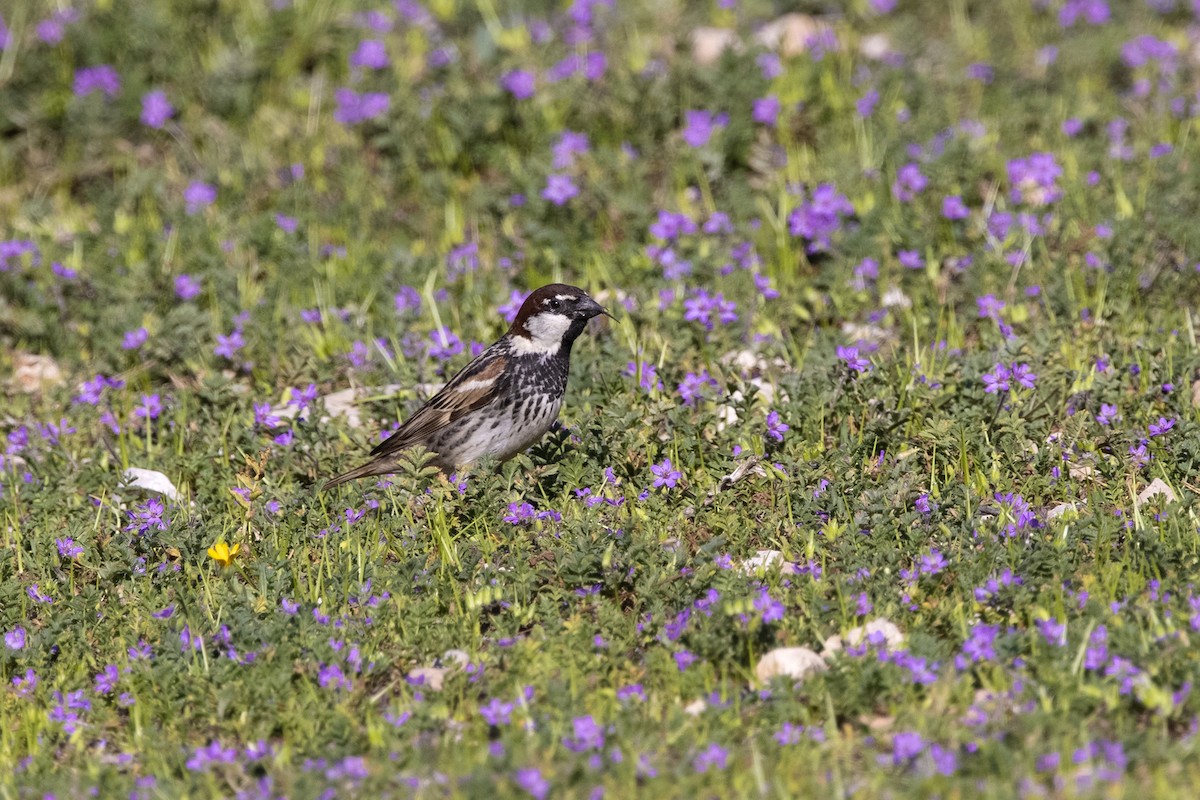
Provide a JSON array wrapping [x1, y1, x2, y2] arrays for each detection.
[[323, 284, 610, 489]]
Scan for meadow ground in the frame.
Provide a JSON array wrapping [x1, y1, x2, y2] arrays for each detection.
[[3, 0, 1200, 797]]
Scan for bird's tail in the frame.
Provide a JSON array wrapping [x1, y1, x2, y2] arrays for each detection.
[[321, 461, 387, 491]]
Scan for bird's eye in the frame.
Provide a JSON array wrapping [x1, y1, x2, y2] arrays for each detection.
[[549, 299, 561, 310]]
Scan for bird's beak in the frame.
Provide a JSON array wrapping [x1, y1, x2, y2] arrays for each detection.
[[582, 297, 614, 321]]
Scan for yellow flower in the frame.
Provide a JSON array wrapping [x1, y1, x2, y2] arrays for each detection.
[[207, 541, 240, 567]]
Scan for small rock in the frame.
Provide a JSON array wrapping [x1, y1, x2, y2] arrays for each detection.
[[740, 550, 801, 576], [755, 647, 827, 684], [683, 698, 708, 716], [1046, 502, 1080, 521], [881, 286, 912, 309], [121, 468, 185, 503], [13, 353, 63, 394], [1137, 478, 1177, 507], [823, 618, 904, 658], [1191, 379, 1200, 409], [271, 383, 410, 428], [441, 649, 470, 667], [859, 33, 895, 61], [1068, 464, 1096, 481], [753, 14, 830, 57], [406, 666, 448, 691], [690, 27, 742, 65]]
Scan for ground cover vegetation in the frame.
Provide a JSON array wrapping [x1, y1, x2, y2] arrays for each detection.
[[3, 0, 1200, 796]]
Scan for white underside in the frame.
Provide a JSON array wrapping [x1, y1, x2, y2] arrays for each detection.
[[450, 395, 564, 466]]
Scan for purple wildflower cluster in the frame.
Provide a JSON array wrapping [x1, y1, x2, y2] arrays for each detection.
[[788, 183, 854, 253]]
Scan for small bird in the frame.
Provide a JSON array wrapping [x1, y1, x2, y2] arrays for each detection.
[[323, 284, 611, 489]]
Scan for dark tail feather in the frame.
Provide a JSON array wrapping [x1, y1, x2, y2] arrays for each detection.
[[321, 461, 387, 491]]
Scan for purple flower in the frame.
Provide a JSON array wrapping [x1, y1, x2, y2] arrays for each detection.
[[563, 715, 606, 751], [982, 363, 1011, 394], [1010, 363, 1037, 389], [333, 89, 389, 125], [350, 39, 390, 69], [74, 65, 121, 98], [681, 110, 725, 148], [134, 394, 163, 420], [966, 62, 994, 83], [892, 731, 924, 763], [682, 289, 738, 330], [427, 328, 463, 361], [1096, 404, 1119, 426], [1121, 34, 1178, 70], [976, 293, 1005, 318], [174, 274, 201, 300], [94, 664, 120, 694], [36, 9, 79, 44], [898, 249, 923, 270], [856, 88, 880, 118], [677, 371, 719, 406], [1059, 0, 1109, 26], [123, 328, 149, 350], [754, 588, 785, 623], [504, 501, 535, 525], [1008, 152, 1062, 205], [12, 668, 37, 696], [275, 214, 298, 233], [542, 174, 579, 206], [56, 537, 83, 559], [5, 627, 26, 650], [584, 51, 606, 81], [125, 498, 170, 535], [497, 290, 529, 323], [501, 69, 536, 99], [480, 697, 514, 726], [318, 663, 351, 691], [837, 345, 870, 373], [184, 182, 217, 215], [214, 329, 245, 360], [615, 685, 646, 705], [514, 768, 549, 800], [892, 163, 927, 202], [651, 458, 681, 489], [652, 209, 700, 241], [394, 286, 421, 315], [752, 95, 781, 126], [765, 411, 789, 442], [757, 52, 782, 79], [281, 598, 299, 615], [674, 650, 696, 671], [186, 740, 239, 772], [139, 90, 174, 128], [1038, 618, 1066, 647], [1148, 417, 1175, 437], [693, 743, 728, 772], [942, 195, 970, 220], [957, 623, 999, 668], [551, 130, 590, 170], [788, 183, 854, 252], [920, 549, 946, 575]]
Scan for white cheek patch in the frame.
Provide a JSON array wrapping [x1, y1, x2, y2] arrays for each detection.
[[511, 313, 571, 355]]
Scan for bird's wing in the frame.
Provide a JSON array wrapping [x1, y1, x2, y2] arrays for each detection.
[[368, 345, 510, 460]]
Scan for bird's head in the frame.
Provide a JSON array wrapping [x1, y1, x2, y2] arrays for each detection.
[[509, 284, 611, 356]]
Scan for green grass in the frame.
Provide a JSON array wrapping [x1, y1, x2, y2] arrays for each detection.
[[3, 0, 1200, 796]]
